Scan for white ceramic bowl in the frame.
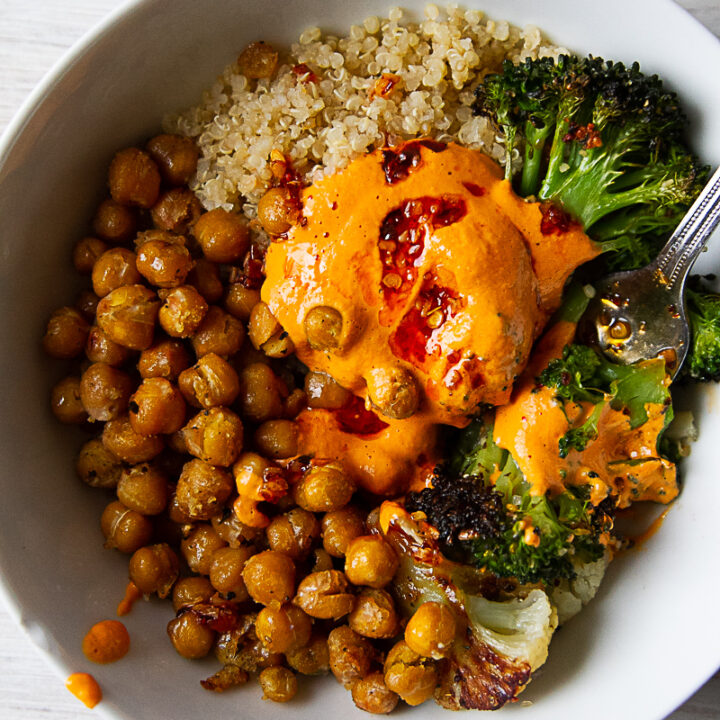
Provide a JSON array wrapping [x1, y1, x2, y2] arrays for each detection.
[[1, 2, 719, 719]]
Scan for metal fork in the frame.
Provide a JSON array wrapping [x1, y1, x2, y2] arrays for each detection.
[[580, 165, 720, 375]]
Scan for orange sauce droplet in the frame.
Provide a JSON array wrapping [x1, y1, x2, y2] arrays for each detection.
[[66, 672, 102, 709], [117, 580, 142, 616], [82, 619, 130, 664]]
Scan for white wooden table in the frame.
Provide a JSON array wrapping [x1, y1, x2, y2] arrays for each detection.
[[1, 1, 719, 718]]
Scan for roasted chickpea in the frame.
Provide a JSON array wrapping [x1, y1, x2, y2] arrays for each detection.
[[295, 463, 355, 513], [266, 508, 320, 560], [283, 388, 306, 419], [404, 601, 456, 660], [181, 524, 228, 575], [175, 458, 233, 520], [327, 625, 374, 687], [322, 506, 366, 558], [238, 41, 279, 79], [383, 640, 437, 706], [50, 376, 87, 424], [224, 284, 260, 322], [73, 236, 108, 275], [182, 407, 244, 467], [151, 188, 202, 233], [248, 302, 294, 358], [128, 543, 179, 597], [102, 414, 165, 463], [305, 371, 352, 410], [344, 536, 398, 589], [257, 187, 299, 235], [42, 307, 90, 359], [351, 672, 399, 714], [101, 500, 153, 554], [109, 147, 161, 208], [293, 570, 355, 620], [92, 198, 137, 242], [242, 550, 295, 608], [80, 362, 133, 422], [167, 492, 193, 525], [285, 633, 330, 676], [186, 258, 223, 304], [138, 339, 191, 381], [91, 247, 142, 298], [256, 604, 312, 654], [146, 134, 199, 186], [237, 363, 284, 423], [85, 326, 131, 366], [76, 438, 123, 488], [193, 208, 250, 264], [136, 240, 193, 289], [259, 666, 298, 703], [191, 306, 245, 358], [254, 419, 299, 459], [311, 548, 334, 573], [129, 377, 186, 435], [304, 306, 343, 351], [348, 589, 398, 639], [133, 228, 183, 249], [178, 353, 239, 408], [158, 285, 208, 337], [96, 284, 160, 350], [172, 576, 214, 612], [209, 546, 254, 599], [75, 290, 101, 322], [167, 612, 215, 659], [212, 508, 264, 547], [117, 463, 168, 516], [367, 365, 420, 420]]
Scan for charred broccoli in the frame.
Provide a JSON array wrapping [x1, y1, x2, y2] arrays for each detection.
[[539, 342, 671, 432], [474, 55, 708, 270], [406, 421, 613, 586]]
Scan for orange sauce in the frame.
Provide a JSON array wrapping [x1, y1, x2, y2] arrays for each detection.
[[66, 672, 102, 709], [493, 322, 678, 507], [263, 141, 598, 428], [117, 580, 142, 616], [82, 619, 130, 664], [295, 407, 438, 496]]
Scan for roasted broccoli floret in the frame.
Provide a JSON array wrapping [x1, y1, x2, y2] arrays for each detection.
[[683, 278, 720, 382], [539, 343, 671, 432], [474, 55, 708, 270], [406, 422, 613, 586]]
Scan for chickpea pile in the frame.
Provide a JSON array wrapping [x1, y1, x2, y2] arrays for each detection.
[[43, 130, 449, 715]]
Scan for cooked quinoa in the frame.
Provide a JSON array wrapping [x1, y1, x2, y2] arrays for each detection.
[[165, 4, 567, 216]]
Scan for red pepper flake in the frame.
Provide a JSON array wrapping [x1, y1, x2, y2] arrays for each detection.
[[381, 139, 447, 185], [182, 601, 241, 634], [562, 121, 602, 149], [390, 271, 462, 366], [540, 202, 572, 235], [377, 195, 466, 322], [292, 63, 319, 83], [369, 73, 402, 100], [333, 394, 389, 436], [462, 182, 486, 197]]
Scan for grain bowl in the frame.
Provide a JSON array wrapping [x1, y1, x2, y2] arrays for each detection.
[[1, 1, 719, 719]]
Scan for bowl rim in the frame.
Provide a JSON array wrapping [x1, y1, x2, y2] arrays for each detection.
[[0, 1, 719, 719]]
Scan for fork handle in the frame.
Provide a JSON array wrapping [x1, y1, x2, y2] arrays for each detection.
[[654, 164, 720, 289]]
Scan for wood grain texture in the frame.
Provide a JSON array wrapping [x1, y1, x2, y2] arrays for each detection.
[[0, 1, 719, 718]]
